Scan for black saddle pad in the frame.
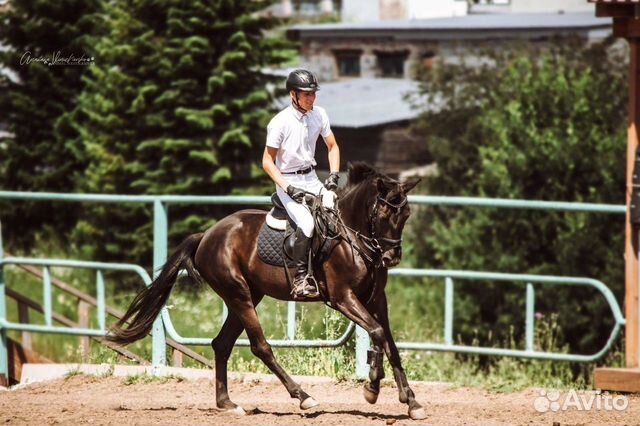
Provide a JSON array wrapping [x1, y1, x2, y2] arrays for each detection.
[[257, 222, 296, 267]]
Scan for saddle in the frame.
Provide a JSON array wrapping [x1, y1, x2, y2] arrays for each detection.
[[256, 193, 336, 268], [265, 193, 295, 232]]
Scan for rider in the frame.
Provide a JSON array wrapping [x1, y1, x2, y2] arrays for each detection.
[[262, 69, 341, 299]]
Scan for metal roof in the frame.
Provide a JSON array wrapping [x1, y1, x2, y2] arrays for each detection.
[[277, 78, 426, 128], [288, 11, 610, 35]]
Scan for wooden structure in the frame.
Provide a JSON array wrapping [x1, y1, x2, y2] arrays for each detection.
[[1, 258, 213, 386], [591, 0, 640, 392]]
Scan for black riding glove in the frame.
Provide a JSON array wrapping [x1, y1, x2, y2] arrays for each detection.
[[286, 185, 306, 203], [324, 172, 340, 191]]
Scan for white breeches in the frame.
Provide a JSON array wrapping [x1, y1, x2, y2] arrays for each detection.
[[276, 171, 325, 238]]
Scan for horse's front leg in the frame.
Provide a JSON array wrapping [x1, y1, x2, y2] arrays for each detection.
[[363, 343, 385, 404], [334, 292, 426, 420], [370, 293, 426, 420]]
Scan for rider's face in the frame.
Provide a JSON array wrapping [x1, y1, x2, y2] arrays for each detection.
[[291, 90, 316, 111]]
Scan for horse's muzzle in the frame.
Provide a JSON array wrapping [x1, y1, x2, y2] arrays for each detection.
[[381, 248, 401, 267]]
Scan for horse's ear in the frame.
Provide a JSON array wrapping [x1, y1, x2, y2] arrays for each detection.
[[376, 177, 389, 195], [401, 178, 421, 193]]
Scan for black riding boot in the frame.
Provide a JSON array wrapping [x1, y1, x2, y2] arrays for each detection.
[[291, 228, 317, 298]]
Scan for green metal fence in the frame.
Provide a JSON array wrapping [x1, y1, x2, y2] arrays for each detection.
[[0, 191, 627, 381]]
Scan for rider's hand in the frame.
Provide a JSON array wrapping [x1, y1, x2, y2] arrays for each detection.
[[324, 172, 340, 191], [286, 185, 306, 203], [322, 190, 337, 209]]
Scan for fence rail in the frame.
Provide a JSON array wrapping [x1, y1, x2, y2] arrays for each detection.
[[0, 191, 627, 381], [388, 268, 625, 362]]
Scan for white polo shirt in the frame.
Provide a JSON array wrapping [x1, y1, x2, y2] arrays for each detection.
[[266, 105, 332, 173]]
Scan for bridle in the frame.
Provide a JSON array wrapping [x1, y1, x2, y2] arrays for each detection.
[[366, 194, 407, 254], [309, 189, 408, 305], [310, 185, 408, 269], [328, 192, 408, 268]]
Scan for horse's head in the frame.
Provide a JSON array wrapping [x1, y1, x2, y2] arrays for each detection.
[[343, 162, 420, 267]]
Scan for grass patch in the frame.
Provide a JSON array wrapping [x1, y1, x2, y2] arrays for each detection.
[[63, 366, 85, 380], [98, 365, 116, 378], [122, 373, 185, 386]]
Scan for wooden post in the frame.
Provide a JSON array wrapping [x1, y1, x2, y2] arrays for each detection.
[[17, 302, 32, 351], [593, 1, 640, 391], [172, 348, 183, 368], [78, 300, 91, 363], [627, 38, 640, 369]]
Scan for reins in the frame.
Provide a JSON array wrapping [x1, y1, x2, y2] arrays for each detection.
[[313, 193, 405, 269], [284, 187, 407, 305]]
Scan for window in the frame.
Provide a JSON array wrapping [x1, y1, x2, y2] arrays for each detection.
[[334, 50, 361, 77], [376, 52, 407, 78]]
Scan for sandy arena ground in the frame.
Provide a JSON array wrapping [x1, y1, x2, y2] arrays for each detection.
[[1, 374, 639, 426]]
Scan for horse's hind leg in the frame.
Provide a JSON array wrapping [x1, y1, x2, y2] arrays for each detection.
[[211, 310, 247, 413], [233, 300, 319, 410]]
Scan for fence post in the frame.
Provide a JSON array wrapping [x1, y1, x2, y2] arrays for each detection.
[[152, 199, 168, 372], [78, 300, 91, 362], [18, 302, 32, 350], [444, 277, 454, 345], [525, 283, 535, 352], [172, 348, 183, 367], [0, 220, 8, 386], [355, 325, 369, 379]]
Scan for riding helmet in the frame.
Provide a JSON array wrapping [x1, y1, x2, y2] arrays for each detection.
[[286, 69, 320, 92]]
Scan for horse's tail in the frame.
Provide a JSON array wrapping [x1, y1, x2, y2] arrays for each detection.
[[106, 232, 205, 346]]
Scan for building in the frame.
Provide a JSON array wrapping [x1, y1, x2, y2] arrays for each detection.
[[312, 78, 430, 175], [281, 3, 615, 176], [478, 0, 594, 14], [342, 0, 468, 22], [263, 0, 337, 17], [340, 0, 595, 20], [287, 11, 611, 82]]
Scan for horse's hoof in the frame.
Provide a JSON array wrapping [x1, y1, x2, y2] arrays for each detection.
[[363, 383, 379, 404], [409, 407, 427, 420], [228, 406, 247, 416], [300, 397, 319, 410]]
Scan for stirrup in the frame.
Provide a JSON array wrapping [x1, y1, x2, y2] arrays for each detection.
[[291, 275, 319, 299]]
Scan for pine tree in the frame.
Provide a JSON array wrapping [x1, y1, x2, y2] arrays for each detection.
[[70, 0, 293, 267], [0, 0, 102, 249]]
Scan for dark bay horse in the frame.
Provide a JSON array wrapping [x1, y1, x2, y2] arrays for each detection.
[[107, 162, 425, 420]]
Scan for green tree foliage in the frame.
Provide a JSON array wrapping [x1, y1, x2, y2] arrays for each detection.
[[69, 0, 293, 267], [0, 0, 102, 249], [409, 39, 627, 355]]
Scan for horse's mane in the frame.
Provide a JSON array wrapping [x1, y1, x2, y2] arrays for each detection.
[[338, 162, 373, 197], [347, 161, 389, 188], [346, 162, 380, 186], [337, 162, 391, 198]]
